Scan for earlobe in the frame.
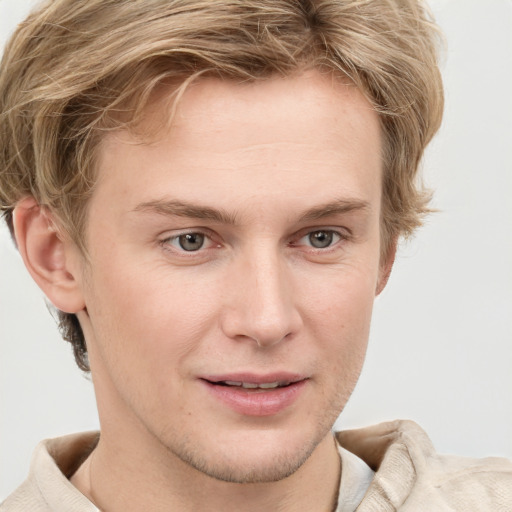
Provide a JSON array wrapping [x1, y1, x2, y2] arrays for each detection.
[[376, 236, 398, 296], [13, 197, 85, 313]]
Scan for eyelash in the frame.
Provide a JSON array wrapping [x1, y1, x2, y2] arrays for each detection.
[[160, 229, 219, 254], [159, 227, 349, 256], [294, 229, 345, 251]]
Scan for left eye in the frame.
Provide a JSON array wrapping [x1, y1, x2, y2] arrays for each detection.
[[167, 232, 208, 252], [301, 230, 341, 249]]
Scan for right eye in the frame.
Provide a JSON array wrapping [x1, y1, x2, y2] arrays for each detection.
[[162, 231, 220, 253], [172, 232, 207, 252]]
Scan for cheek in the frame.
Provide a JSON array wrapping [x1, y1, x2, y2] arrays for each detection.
[[299, 264, 376, 376], [84, 260, 220, 368], [82, 267, 215, 416], [300, 262, 377, 332]]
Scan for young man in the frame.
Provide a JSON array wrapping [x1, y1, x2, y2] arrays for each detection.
[[0, 1, 510, 510]]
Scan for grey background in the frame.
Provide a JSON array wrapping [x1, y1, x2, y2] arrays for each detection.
[[1, 0, 511, 500]]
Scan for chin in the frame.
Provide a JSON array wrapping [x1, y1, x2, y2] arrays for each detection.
[[181, 447, 315, 484], [166, 427, 324, 484]]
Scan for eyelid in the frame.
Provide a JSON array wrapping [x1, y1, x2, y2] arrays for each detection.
[[160, 228, 220, 253], [157, 225, 350, 257], [291, 227, 350, 248]]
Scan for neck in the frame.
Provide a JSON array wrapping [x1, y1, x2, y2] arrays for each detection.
[[72, 426, 341, 512]]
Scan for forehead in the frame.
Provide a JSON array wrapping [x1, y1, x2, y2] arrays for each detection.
[[133, 71, 377, 151], [93, 71, 381, 217]]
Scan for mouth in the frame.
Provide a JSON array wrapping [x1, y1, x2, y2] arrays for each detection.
[[200, 374, 308, 416], [206, 379, 297, 390]]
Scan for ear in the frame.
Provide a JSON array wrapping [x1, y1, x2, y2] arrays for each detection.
[[13, 197, 86, 313], [375, 236, 398, 296]]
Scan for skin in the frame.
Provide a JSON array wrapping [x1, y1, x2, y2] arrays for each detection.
[[14, 70, 393, 511]]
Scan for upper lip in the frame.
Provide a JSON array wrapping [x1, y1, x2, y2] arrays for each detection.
[[201, 372, 307, 385]]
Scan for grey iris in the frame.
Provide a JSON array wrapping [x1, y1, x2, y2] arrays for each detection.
[[309, 230, 333, 248], [179, 233, 205, 251]]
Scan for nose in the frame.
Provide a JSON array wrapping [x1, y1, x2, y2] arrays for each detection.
[[220, 246, 303, 348]]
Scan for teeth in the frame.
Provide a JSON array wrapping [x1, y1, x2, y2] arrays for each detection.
[[242, 382, 259, 389], [224, 381, 243, 387], [220, 381, 285, 389]]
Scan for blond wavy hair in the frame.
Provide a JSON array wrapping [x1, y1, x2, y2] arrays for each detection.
[[0, 0, 444, 371]]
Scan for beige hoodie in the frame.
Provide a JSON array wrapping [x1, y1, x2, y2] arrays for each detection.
[[337, 420, 512, 511], [1, 420, 511, 511]]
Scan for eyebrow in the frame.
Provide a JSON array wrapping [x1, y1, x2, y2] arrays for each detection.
[[133, 198, 370, 224], [298, 198, 371, 222], [133, 199, 239, 225]]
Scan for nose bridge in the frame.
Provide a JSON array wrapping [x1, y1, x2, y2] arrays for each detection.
[[222, 241, 301, 347]]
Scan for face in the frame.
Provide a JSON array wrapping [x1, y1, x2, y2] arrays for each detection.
[[75, 71, 387, 483]]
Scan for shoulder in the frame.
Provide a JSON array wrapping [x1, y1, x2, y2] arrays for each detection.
[[415, 450, 512, 511], [0, 479, 50, 512], [335, 419, 512, 511], [1, 432, 99, 512]]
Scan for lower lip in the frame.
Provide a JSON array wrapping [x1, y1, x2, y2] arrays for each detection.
[[201, 380, 307, 416]]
